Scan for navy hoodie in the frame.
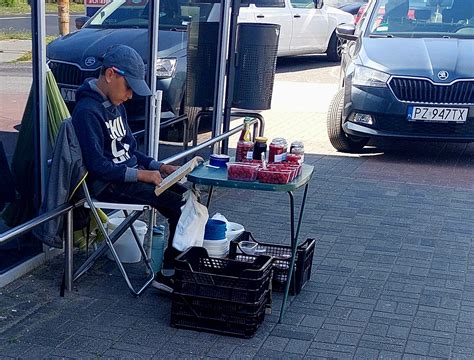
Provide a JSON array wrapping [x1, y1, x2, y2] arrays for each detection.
[[72, 79, 161, 192]]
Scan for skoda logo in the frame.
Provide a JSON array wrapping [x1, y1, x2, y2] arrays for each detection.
[[84, 57, 96, 67], [437, 70, 449, 81]]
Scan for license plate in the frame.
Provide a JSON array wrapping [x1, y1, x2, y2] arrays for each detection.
[[60, 87, 76, 102], [407, 106, 468, 122]]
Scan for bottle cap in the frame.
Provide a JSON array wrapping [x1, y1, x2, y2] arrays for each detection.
[[255, 136, 267, 143]]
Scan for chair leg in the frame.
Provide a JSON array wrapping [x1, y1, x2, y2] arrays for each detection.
[[75, 184, 154, 296]]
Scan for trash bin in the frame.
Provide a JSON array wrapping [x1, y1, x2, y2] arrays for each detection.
[[106, 217, 148, 263], [232, 23, 280, 110], [186, 22, 220, 108]]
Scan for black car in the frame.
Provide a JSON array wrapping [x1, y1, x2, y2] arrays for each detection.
[[327, 0, 474, 152], [47, 0, 212, 127]]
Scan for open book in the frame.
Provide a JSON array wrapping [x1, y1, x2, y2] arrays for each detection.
[[154, 156, 203, 196]]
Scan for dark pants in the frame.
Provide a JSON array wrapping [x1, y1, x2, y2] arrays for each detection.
[[96, 181, 187, 270]]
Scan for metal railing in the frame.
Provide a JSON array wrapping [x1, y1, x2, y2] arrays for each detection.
[[0, 116, 264, 248]]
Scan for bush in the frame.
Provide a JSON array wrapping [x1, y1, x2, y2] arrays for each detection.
[[0, 0, 18, 7]]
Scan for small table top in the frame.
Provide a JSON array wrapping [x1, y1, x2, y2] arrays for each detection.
[[187, 163, 314, 192]]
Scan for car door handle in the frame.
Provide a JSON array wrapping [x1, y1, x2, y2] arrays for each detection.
[[293, 14, 301, 18], [256, 14, 265, 18]]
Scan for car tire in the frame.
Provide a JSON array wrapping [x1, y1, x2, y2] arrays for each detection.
[[327, 88, 369, 152], [326, 31, 343, 62]]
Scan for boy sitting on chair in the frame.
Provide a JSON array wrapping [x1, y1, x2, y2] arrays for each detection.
[[72, 44, 183, 293]]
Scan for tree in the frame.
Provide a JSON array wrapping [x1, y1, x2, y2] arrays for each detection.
[[58, 0, 70, 36]]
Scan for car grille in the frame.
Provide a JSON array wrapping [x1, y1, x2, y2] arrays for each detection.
[[389, 77, 474, 105], [376, 115, 474, 137], [49, 61, 100, 86]]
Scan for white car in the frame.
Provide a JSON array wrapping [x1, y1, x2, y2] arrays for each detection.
[[236, 0, 354, 60], [85, 0, 354, 61]]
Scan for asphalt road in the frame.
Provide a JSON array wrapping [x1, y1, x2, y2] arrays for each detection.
[[0, 13, 82, 36]]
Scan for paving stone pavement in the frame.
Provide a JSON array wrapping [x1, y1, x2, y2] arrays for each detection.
[[1, 71, 474, 359]]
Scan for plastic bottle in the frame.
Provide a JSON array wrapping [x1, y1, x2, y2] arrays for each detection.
[[235, 117, 254, 162], [150, 225, 166, 273]]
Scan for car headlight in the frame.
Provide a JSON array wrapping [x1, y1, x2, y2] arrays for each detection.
[[353, 65, 390, 87], [156, 58, 177, 78]]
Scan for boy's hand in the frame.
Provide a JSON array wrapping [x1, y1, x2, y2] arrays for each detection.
[[137, 170, 162, 186], [160, 164, 179, 178]]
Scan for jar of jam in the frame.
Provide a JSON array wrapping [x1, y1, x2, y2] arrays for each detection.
[[236, 141, 254, 162], [268, 138, 288, 163], [253, 137, 268, 160], [290, 141, 304, 163]]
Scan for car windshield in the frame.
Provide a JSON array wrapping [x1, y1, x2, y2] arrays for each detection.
[[86, 0, 214, 30], [367, 0, 474, 38]]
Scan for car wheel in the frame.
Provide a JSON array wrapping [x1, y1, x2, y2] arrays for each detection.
[[326, 31, 344, 62], [327, 88, 369, 152]]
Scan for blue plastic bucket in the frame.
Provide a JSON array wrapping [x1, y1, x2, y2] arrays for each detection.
[[204, 219, 227, 240]]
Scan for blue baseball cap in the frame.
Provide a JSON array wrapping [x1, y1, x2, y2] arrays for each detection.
[[101, 45, 152, 97]]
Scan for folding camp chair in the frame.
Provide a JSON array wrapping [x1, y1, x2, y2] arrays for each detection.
[[68, 173, 155, 297]]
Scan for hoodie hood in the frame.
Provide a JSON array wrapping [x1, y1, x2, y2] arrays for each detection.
[[75, 79, 108, 105], [360, 37, 474, 82]]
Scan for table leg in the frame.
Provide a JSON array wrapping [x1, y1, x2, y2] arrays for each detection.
[[206, 186, 214, 208], [279, 183, 310, 323]]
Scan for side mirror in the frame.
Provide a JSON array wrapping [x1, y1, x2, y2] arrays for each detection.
[[313, 0, 324, 9], [336, 23, 358, 41], [75, 16, 90, 30]]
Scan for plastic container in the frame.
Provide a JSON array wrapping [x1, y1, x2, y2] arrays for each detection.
[[151, 225, 166, 273], [227, 162, 259, 182], [209, 154, 230, 167], [226, 222, 245, 241], [174, 247, 273, 301], [258, 169, 292, 184], [106, 218, 147, 263], [229, 232, 316, 295], [171, 292, 268, 338], [204, 219, 227, 240]]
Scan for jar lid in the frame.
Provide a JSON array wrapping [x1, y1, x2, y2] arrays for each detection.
[[291, 141, 304, 147], [255, 136, 268, 143], [271, 137, 287, 145], [210, 153, 230, 160]]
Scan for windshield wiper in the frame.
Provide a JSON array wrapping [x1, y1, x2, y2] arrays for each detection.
[[369, 33, 395, 38]]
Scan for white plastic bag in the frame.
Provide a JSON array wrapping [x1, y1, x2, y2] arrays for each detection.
[[172, 189, 209, 251]]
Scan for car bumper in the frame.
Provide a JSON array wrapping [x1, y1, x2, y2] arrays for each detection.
[[344, 85, 474, 141]]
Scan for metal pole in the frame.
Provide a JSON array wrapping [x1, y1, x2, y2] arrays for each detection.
[[65, 209, 74, 291], [221, 0, 241, 154], [145, 0, 161, 157], [31, 0, 48, 205], [211, 0, 232, 154], [144, 0, 161, 268]]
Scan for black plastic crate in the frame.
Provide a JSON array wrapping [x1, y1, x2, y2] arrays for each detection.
[[171, 292, 268, 338], [229, 232, 316, 295], [174, 247, 273, 302]]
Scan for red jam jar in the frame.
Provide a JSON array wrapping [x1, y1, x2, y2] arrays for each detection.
[[286, 153, 301, 164], [235, 140, 254, 162], [268, 138, 287, 163]]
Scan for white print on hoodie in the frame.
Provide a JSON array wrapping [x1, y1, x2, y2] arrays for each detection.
[[106, 116, 131, 164]]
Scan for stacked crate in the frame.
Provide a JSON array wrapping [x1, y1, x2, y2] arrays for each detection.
[[170, 247, 273, 338], [229, 232, 316, 295]]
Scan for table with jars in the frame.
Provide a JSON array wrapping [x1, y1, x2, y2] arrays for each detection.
[[187, 122, 314, 323]]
